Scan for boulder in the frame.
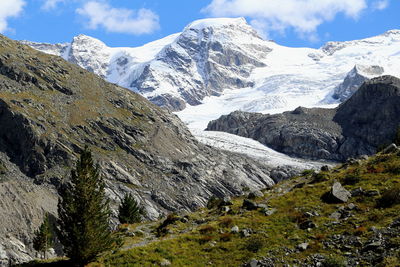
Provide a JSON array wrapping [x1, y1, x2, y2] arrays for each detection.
[[248, 190, 263, 199], [242, 199, 258, 211], [323, 182, 351, 203], [381, 143, 399, 154], [297, 242, 309, 251], [231, 225, 239, 234]]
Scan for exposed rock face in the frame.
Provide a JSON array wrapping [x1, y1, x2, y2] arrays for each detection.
[[207, 107, 343, 161], [333, 76, 400, 154], [0, 34, 285, 264], [22, 18, 272, 111], [207, 76, 400, 161], [130, 18, 270, 111], [333, 65, 384, 101]]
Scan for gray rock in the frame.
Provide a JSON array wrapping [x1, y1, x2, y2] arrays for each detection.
[[160, 258, 171, 266], [241, 229, 251, 237], [381, 143, 399, 154], [231, 225, 239, 234], [324, 182, 352, 203], [365, 189, 380, 197], [297, 242, 309, 251], [347, 203, 356, 210], [248, 190, 264, 199], [221, 206, 231, 213], [242, 199, 258, 211], [330, 212, 342, 220], [351, 187, 364, 196], [249, 259, 259, 267], [362, 241, 382, 252], [299, 220, 317, 230], [263, 208, 277, 216]]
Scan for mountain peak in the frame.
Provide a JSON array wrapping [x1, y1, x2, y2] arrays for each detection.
[[184, 17, 248, 31], [71, 34, 106, 47], [382, 29, 400, 36]]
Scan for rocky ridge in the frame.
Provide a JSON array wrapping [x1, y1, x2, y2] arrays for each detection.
[[333, 64, 384, 101], [207, 76, 400, 161], [0, 34, 295, 265], [22, 21, 400, 114], [22, 18, 273, 111]]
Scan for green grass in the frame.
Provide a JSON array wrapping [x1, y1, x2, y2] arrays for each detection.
[[31, 152, 400, 266]]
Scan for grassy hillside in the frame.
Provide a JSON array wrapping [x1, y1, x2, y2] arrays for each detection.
[[25, 149, 400, 266]]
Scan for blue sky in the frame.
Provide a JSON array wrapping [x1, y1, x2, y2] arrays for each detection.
[[1, 0, 399, 48]]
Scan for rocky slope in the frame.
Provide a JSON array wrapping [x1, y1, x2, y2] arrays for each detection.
[[22, 20, 400, 115], [207, 76, 400, 161], [43, 147, 400, 267], [0, 34, 298, 265]]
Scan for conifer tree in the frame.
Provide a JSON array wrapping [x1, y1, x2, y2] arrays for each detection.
[[57, 146, 117, 266], [33, 213, 53, 259], [118, 194, 145, 224]]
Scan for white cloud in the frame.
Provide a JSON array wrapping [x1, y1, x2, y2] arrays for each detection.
[[372, 0, 389, 10], [203, 0, 367, 38], [42, 0, 65, 10], [0, 0, 25, 33], [76, 1, 159, 35]]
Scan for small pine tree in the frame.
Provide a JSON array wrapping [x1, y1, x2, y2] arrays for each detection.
[[32, 213, 53, 259], [57, 146, 117, 266], [118, 194, 145, 224]]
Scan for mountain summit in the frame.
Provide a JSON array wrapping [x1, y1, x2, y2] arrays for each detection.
[[22, 20, 400, 117]]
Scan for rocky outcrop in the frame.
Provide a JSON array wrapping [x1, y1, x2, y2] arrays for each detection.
[[0, 34, 286, 264], [207, 76, 400, 161], [333, 64, 384, 101], [207, 107, 343, 161]]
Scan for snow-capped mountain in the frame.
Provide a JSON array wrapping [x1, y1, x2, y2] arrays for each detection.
[[22, 18, 400, 128]]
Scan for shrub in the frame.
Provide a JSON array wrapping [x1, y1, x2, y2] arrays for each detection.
[[199, 225, 216, 235], [353, 226, 367, 236], [207, 196, 223, 209], [219, 217, 233, 228], [118, 193, 145, 224], [311, 172, 329, 183], [342, 174, 361, 185], [384, 162, 400, 174], [322, 256, 346, 267], [376, 185, 400, 208], [219, 233, 232, 242], [245, 236, 265, 253], [198, 235, 214, 244], [156, 213, 180, 236], [289, 211, 308, 225], [302, 169, 315, 176], [368, 210, 385, 222], [314, 233, 326, 241]]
